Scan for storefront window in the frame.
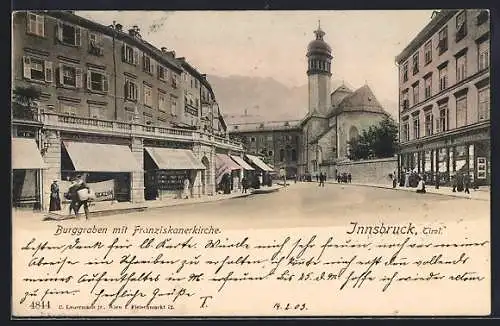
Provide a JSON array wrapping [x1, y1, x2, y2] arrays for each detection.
[[449, 147, 455, 176], [412, 152, 418, 171], [438, 148, 447, 183], [455, 145, 467, 174], [468, 144, 475, 182]]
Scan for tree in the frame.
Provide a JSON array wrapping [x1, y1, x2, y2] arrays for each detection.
[[347, 116, 399, 160], [12, 85, 41, 120]]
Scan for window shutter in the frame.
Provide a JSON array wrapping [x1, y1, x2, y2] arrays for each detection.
[[44, 61, 53, 82], [135, 83, 139, 101], [86, 71, 92, 90], [121, 44, 126, 62], [26, 13, 33, 33], [102, 74, 109, 92], [75, 68, 83, 88], [124, 81, 129, 99], [56, 21, 63, 42], [37, 15, 45, 37], [75, 27, 82, 46], [151, 60, 155, 75], [58, 63, 64, 84], [133, 48, 139, 65], [23, 56, 31, 79]]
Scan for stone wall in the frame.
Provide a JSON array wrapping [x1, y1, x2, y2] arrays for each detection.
[[333, 157, 398, 185]]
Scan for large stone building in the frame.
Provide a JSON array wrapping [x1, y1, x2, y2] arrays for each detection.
[[395, 9, 490, 186], [227, 118, 302, 177], [11, 10, 243, 210]]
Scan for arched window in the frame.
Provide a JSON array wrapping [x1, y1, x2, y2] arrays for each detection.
[[349, 126, 359, 141], [279, 149, 285, 162], [291, 149, 297, 161]]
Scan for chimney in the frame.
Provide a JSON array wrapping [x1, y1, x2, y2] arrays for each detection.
[[161, 47, 168, 53], [167, 50, 176, 58], [115, 23, 123, 31]]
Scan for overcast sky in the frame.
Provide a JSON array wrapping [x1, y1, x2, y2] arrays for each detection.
[[78, 10, 435, 102]]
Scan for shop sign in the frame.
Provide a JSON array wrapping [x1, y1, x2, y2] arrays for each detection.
[[59, 179, 115, 202], [477, 157, 487, 179]]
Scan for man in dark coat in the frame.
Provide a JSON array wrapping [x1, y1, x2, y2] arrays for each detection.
[[69, 175, 90, 220]]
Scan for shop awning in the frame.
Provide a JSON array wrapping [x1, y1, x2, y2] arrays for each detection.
[[145, 147, 206, 170], [12, 137, 46, 170], [245, 154, 274, 172], [63, 141, 141, 172], [216, 154, 242, 171], [216, 154, 242, 184], [229, 155, 254, 170]]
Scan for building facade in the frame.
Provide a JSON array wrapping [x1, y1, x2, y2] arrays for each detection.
[[395, 9, 490, 186], [12, 11, 243, 210], [228, 120, 301, 177]]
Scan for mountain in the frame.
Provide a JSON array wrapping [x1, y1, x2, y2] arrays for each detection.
[[207, 75, 397, 122]]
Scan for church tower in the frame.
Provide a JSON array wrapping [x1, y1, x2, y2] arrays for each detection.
[[300, 21, 333, 176], [307, 21, 332, 115]]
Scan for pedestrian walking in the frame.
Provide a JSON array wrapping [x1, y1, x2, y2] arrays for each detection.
[[49, 180, 61, 212], [435, 171, 440, 189], [241, 177, 248, 193], [404, 170, 410, 187], [321, 173, 326, 187], [347, 173, 352, 183], [183, 177, 191, 199], [68, 175, 90, 220], [392, 171, 397, 188], [416, 175, 426, 194], [464, 174, 470, 194]]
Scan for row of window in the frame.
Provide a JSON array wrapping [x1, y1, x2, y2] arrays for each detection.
[[401, 39, 489, 110], [23, 55, 179, 114], [255, 147, 298, 162], [401, 86, 489, 142], [401, 10, 488, 83], [247, 135, 298, 143], [26, 13, 199, 90], [308, 59, 331, 71], [401, 145, 487, 183]]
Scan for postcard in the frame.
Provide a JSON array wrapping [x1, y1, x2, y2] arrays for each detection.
[[11, 9, 491, 317]]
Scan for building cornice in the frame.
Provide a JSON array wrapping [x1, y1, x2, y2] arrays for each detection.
[[395, 10, 459, 64]]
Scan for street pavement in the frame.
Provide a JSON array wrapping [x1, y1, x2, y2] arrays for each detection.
[[13, 181, 490, 231]]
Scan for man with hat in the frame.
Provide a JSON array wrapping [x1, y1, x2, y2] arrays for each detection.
[[68, 174, 90, 220]]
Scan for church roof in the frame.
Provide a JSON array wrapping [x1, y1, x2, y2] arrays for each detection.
[[331, 85, 353, 95], [334, 85, 388, 115]]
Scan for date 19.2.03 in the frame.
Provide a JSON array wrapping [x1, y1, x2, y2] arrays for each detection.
[[273, 302, 307, 311]]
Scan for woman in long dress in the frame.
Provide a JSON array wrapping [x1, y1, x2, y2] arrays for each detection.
[[49, 180, 61, 211]]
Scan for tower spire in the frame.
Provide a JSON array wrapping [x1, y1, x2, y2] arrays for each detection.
[[314, 19, 325, 40]]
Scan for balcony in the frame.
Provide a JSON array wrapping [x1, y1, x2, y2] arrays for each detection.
[[37, 112, 243, 151]]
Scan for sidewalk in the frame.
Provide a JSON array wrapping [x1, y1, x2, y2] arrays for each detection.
[[325, 179, 490, 201], [33, 185, 283, 221]]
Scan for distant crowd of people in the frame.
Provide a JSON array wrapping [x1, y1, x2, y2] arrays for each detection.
[[396, 168, 479, 194]]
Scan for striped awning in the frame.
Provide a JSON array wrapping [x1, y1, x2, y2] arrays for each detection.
[[12, 137, 46, 170], [63, 141, 141, 172], [245, 154, 274, 172], [215, 154, 242, 184], [230, 155, 254, 171], [145, 147, 206, 170]]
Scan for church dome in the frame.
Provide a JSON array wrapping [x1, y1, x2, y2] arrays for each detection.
[[307, 23, 332, 56]]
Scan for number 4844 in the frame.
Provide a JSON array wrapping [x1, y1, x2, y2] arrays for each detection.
[[30, 301, 50, 309]]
